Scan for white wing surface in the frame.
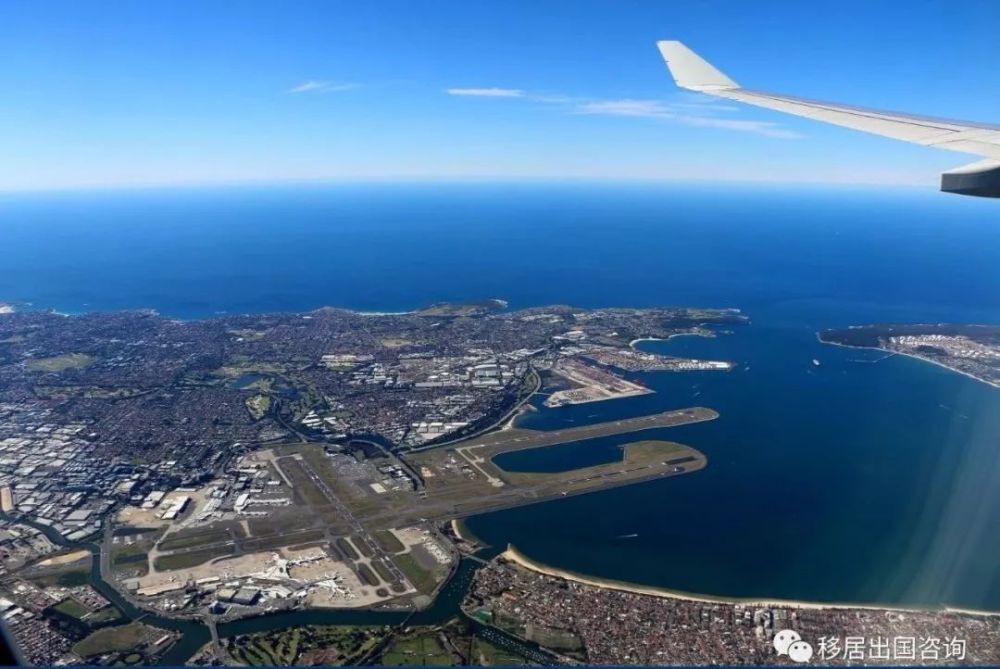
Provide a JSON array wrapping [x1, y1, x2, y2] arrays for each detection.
[[657, 40, 1000, 197]]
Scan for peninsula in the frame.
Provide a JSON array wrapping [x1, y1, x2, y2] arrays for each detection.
[[0, 301, 741, 664], [819, 323, 1000, 388]]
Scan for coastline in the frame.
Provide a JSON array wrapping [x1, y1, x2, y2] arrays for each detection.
[[501, 545, 1000, 617], [629, 331, 707, 349], [818, 336, 1000, 390], [450, 518, 481, 546]]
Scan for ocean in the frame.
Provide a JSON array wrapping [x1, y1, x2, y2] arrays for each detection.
[[2, 181, 999, 609]]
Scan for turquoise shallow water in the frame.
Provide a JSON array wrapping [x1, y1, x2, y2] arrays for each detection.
[[2, 182, 998, 608]]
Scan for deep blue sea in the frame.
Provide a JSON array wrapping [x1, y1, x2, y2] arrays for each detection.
[[2, 182, 999, 609]]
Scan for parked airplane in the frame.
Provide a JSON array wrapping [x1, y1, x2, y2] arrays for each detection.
[[658, 41, 1000, 197]]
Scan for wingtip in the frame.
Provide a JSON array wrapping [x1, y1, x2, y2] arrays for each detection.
[[656, 40, 739, 92]]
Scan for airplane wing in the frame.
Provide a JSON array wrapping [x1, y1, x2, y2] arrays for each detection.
[[657, 40, 1000, 198]]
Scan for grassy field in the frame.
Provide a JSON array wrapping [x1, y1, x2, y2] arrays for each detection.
[[33, 385, 144, 399], [87, 606, 125, 625], [380, 632, 454, 666], [111, 544, 150, 577], [228, 625, 388, 666], [374, 530, 404, 554], [334, 537, 359, 560], [247, 511, 315, 536], [370, 559, 395, 584], [469, 636, 529, 666], [113, 527, 160, 538], [58, 569, 91, 587], [299, 446, 365, 503], [491, 609, 526, 637], [157, 526, 232, 552], [283, 444, 391, 517], [231, 626, 302, 665], [113, 552, 148, 565], [525, 625, 583, 651], [72, 622, 156, 658], [379, 337, 414, 348], [621, 439, 686, 460], [213, 361, 289, 377], [356, 562, 379, 587], [26, 353, 95, 372], [277, 457, 329, 507], [53, 597, 90, 619], [157, 532, 223, 551], [26, 563, 90, 588], [112, 543, 148, 562], [111, 527, 167, 578], [392, 553, 438, 594], [242, 528, 325, 552], [153, 545, 234, 571], [499, 440, 701, 488], [352, 535, 375, 558]]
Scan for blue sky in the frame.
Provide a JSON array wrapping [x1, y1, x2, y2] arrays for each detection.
[[1, 0, 998, 191]]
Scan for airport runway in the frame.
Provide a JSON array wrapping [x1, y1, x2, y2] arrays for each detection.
[[460, 407, 718, 456]]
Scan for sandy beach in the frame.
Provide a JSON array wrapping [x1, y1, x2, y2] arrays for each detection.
[[628, 331, 709, 349], [501, 544, 1000, 616], [819, 337, 1000, 390]]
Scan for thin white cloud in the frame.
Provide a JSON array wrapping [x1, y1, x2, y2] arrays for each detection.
[[575, 99, 673, 118], [446, 87, 524, 98], [529, 94, 580, 104], [287, 80, 358, 94], [442, 85, 801, 139], [575, 97, 802, 139], [677, 116, 803, 139], [670, 100, 742, 114]]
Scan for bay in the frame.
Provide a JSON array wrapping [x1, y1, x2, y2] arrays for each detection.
[[2, 181, 998, 609]]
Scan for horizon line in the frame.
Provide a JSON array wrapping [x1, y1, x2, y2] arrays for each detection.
[[0, 174, 934, 197]]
